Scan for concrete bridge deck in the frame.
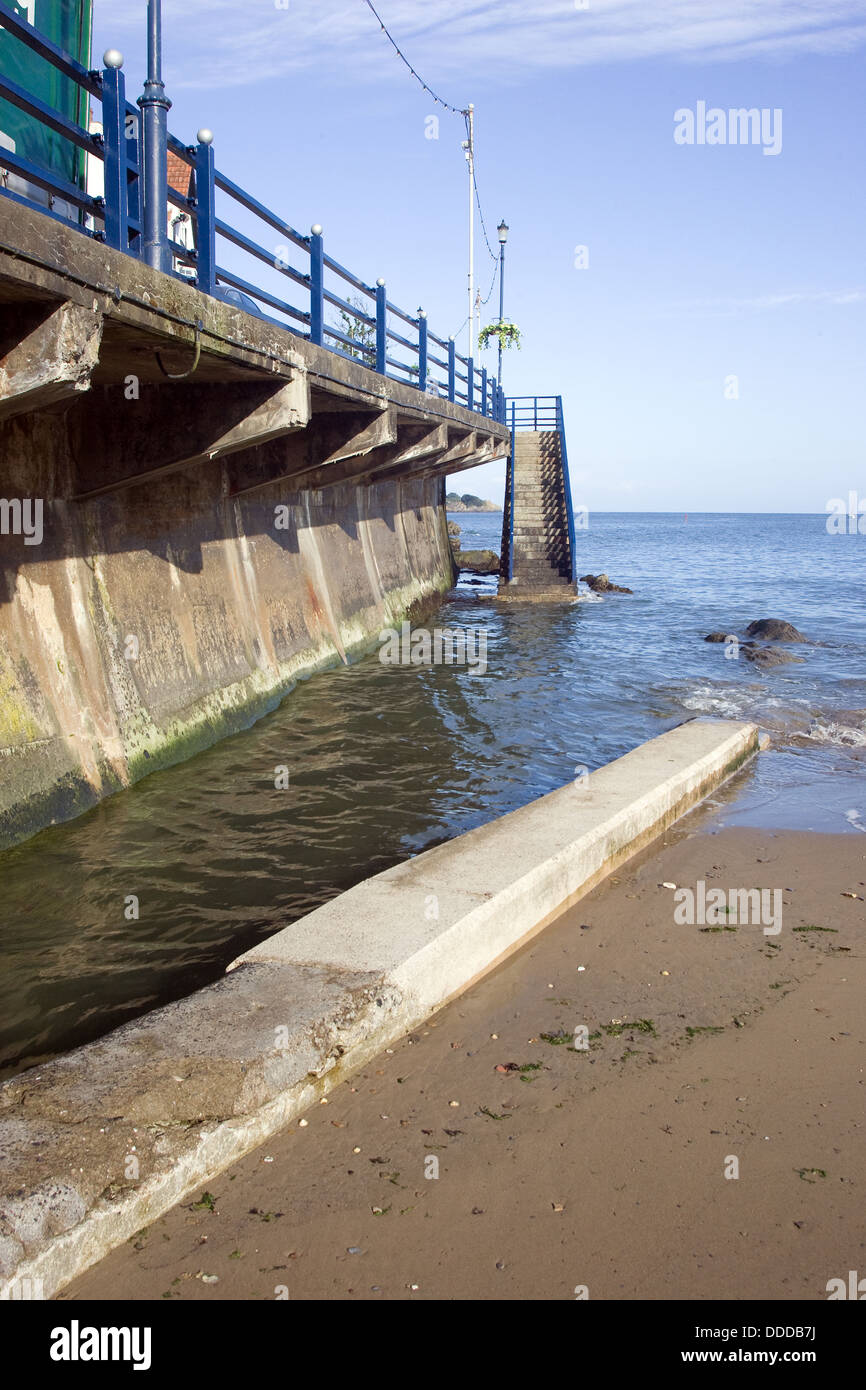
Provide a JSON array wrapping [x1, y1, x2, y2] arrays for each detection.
[[0, 202, 508, 499], [0, 200, 508, 849]]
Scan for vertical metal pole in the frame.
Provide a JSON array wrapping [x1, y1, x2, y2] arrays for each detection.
[[137, 0, 172, 272], [467, 356, 474, 412], [497, 240, 505, 389], [126, 104, 142, 255], [557, 395, 578, 584], [309, 224, 324, 345], [466, 103, 474, 362], [508, 398, 516, 580], [375, 279, 387, 375], [101, 59, 128, 252], [417, 311, 428, 393], [194, 135, 216, 295], [480, 366, 488, 417], [447, 337, 456, 402]]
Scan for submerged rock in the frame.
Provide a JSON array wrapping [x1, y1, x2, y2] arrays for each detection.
[[458, 549, 499, 574], [705, 618, 807, 647], [744, 618, 806, 642], [740, 643, 803, 667], [579, 572, 633, 594]]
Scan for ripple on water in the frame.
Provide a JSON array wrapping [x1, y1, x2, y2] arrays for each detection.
[[1, 513, 864, 1073]]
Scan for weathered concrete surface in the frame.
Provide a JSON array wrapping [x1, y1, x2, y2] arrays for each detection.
[[0, 719, 761, 1299], [0, 200, 507, 847], [0, 301, 103, 422], [0, 451, 456, 849], [234, 720, 762, 1009]]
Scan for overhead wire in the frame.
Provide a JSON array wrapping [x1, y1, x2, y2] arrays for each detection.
[[359, 0, 468, 115], [464, 111, 499, 263], [451, 255, 500, 344], [358, 1, 502, 344]]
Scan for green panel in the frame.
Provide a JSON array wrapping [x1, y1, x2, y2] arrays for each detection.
[[0, 0, 93, 189]]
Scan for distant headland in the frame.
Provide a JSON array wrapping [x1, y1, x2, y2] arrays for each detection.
[[446, 492, 501, 512]]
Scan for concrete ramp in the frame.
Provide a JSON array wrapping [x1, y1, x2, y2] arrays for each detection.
[[0, 719, 762, 1300]]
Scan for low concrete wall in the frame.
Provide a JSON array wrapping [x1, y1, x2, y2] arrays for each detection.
[[0, 718, 761, 1299], [0, 459, 454, 848]]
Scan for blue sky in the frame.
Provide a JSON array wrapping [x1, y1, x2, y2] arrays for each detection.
[[93, 1, 866, 511]]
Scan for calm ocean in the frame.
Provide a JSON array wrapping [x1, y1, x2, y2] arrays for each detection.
[[1, 512, 862, 1073]]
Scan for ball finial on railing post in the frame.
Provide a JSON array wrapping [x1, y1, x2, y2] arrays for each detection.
[[103, 49, 124, 69], [311, 223, 323, 237], [197, 128, 214, 146], [376, 277, 385, 287]]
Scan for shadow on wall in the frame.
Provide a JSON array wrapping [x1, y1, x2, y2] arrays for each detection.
[[0, 419, 410, 606]]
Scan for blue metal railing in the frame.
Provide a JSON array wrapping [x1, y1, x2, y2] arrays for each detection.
[[508, 395, 561, 431], [507, 398, 516, 580], [0, 1, 507, 425], [555, 395, 578, 584], [507, 395, 577, 583]]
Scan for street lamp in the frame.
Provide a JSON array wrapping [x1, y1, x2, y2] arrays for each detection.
[[497, 219, 509, 390], [138, 0, 172, 273]]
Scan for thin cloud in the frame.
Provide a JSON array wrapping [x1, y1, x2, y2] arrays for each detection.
[[658, 288, 866, 317], [97, 0, 866, 90]]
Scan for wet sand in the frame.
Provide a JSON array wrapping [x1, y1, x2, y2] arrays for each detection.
[[64, 813, 866, 1302]]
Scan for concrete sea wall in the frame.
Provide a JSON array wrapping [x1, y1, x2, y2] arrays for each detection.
[[0, 455, 454, 849], [0, 200, 508, 848]]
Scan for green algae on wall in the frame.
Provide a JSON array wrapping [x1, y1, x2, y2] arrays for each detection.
[[0, 473, 455, 851]]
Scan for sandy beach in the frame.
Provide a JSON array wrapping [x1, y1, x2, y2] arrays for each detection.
[[62, 806, 865, 1302]]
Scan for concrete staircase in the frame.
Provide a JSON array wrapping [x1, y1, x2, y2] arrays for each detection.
[[499, 428, 576, 598]]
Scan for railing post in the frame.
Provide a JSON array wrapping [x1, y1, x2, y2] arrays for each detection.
[[309, 223, 324, 346], [534, 397, 538, 429], [556, 394, 578, 584], [101, 55, 128, 252], [126, 105, 142, 254], [375, 278, 387, 375], [481, 366, 488, 417], [467, 356, 474, 411], [417, 310, 428, 393], [193, 131, 215, 295], [447, 338, 456, 402], [508, 399, 516, 580]]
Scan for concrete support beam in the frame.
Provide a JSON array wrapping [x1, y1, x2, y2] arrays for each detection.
[[70, 375, 311, 498], [0, 301, 103, 422], [290, 419, 449, 493], [226, 406, 396, 497], [370, 425, 503, 486], [435, 431, 503, 480]]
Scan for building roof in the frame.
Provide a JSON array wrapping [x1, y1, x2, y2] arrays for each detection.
[[167, 152, 193, 198]]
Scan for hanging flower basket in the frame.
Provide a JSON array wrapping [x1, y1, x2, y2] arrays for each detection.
[[478, 320, 522, 353]]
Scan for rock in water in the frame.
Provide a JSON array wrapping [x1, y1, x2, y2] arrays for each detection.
[[704, 632, 730, 643], [744, 619, 806, 642], [740, 643, 802, 667], [579, 573, 633, 594], [458, 549, 499, 574]]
